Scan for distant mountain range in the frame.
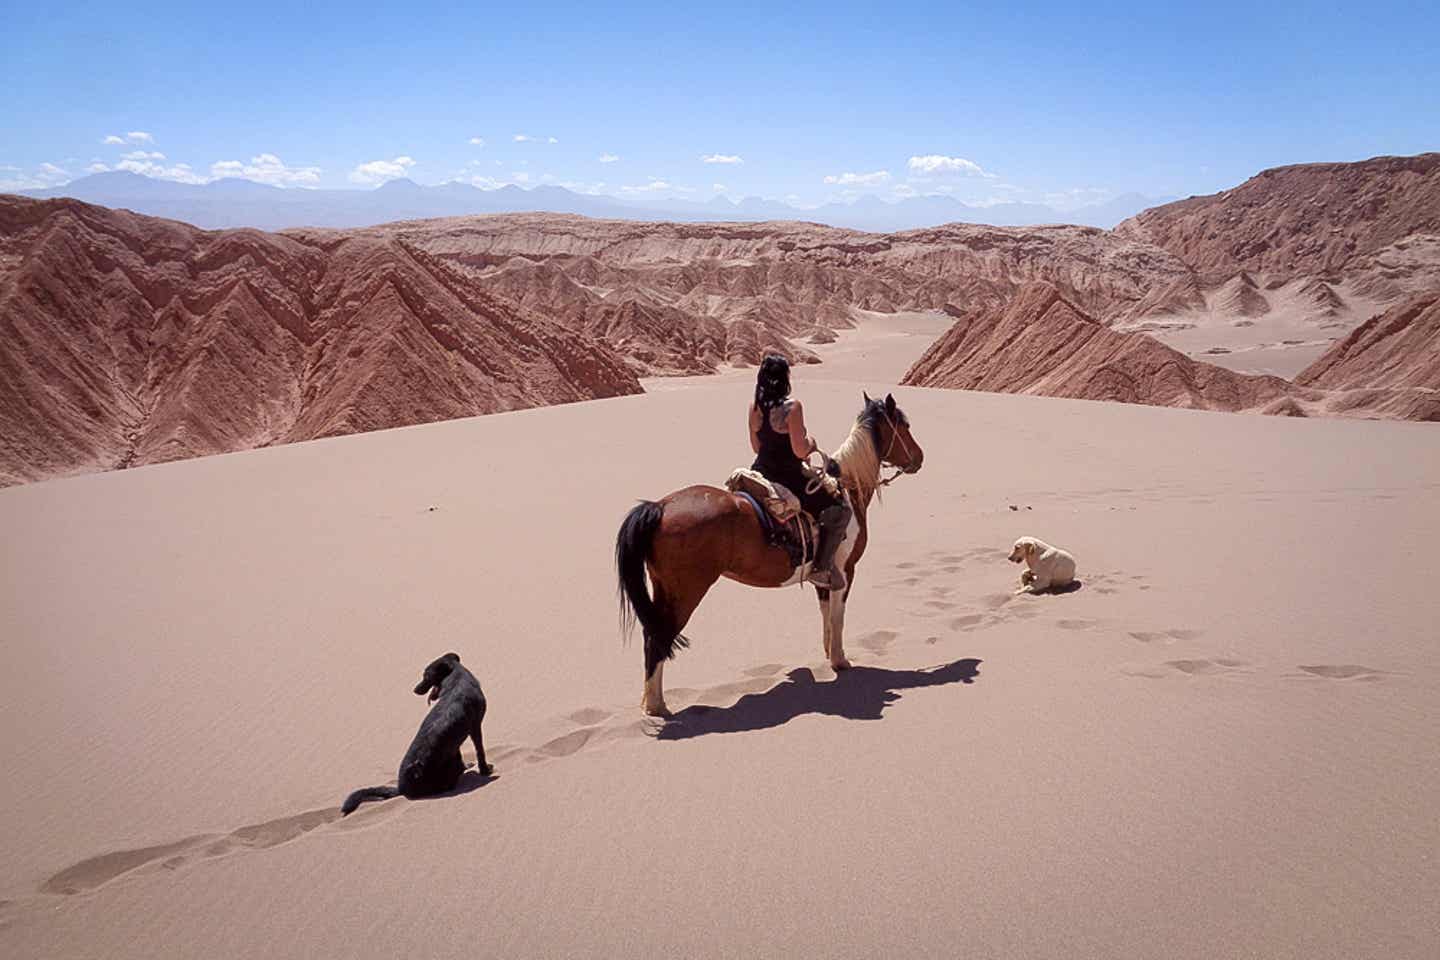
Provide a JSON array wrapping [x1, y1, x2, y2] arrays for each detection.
[[14, 171, 1169, 232]]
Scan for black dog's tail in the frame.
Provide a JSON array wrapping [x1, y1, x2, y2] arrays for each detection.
[[616, 500, 665, 644], [341, 785, 400, 816]]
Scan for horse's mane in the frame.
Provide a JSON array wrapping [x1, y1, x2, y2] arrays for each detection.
[[831, 398, 888, 501]]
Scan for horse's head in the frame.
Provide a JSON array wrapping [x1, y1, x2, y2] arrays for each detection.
[[861, 391, 924, 474]]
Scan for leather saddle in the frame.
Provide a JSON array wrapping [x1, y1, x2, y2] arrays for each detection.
[[725, 468, 815, 570]]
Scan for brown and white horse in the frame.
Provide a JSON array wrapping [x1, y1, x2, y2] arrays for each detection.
[[616, 392, 925, 716]]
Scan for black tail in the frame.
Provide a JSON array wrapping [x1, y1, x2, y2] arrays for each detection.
[[340, 785, 400, 816], [615, 500, 688, 673], [616, 500, 665, 642]]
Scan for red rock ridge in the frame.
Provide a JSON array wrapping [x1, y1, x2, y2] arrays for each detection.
[[351, 214, 1197, 375], [1116, 153, 1440, 285], [0, 196, 642, 486]]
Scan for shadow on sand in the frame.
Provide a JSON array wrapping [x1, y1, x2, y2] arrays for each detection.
[[657, 658, 981, 740], [425, 767, 499, 802]]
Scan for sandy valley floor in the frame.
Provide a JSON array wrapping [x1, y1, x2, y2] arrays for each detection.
[[2, 312, 1438, 958]]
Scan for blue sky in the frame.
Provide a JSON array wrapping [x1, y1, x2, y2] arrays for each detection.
[[2, 1, 1437, 208]]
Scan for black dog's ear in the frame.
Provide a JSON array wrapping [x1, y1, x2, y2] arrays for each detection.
[[863, 390, 872, 405], [442, 652, 460, 664], [884, 392, 896, 412]]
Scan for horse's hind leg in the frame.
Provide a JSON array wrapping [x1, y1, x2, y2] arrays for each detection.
[[642, 578, 708, 718]]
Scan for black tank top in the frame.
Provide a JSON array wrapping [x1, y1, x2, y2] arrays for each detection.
[[752, 401, 805, 486], [751, 399, 839, 517]]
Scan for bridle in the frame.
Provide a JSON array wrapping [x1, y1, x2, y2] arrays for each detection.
[[808, 404, 916, 495], [875, 407, 915, 487]]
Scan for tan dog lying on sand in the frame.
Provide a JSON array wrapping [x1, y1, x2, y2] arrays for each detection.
[[1008, 536, 1077, 593]]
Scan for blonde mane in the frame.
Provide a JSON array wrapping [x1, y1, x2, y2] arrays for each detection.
[[830, 416, 882, 502]]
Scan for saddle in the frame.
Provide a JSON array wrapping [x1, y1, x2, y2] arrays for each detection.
[[725, 468, 819, 571]]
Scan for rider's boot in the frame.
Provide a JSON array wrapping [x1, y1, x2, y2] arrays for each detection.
[[808, 502, 852, 592]]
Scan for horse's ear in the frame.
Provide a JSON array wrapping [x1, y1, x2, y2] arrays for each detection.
[[884, 392, 896, 411], [863, 390, 872, 404]]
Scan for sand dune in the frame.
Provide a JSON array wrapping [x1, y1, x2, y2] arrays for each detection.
[[901, 283, 1438, 419], [1, 315, 1437, 958]]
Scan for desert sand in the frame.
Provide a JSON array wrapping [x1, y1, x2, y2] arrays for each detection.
[[2, 312, 1438, 959]]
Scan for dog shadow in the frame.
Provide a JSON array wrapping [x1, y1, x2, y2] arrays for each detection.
[[1029, 580, 1083, 596], [417, 767, 499, 804], [656, 658, 981, 741]]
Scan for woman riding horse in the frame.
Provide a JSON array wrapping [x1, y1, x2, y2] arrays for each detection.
[[748, 355, 852, 590], [617, 385, 925, 716]]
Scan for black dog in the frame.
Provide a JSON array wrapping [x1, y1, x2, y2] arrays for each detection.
[[341, 653, 493, 815]]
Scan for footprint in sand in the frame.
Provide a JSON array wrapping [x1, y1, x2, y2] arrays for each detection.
[[949, 613, 985, 632], [566, 707, 612, 725], [1164, 658, 1248, 676], [1129, 628, 1202, 644], [742, 663, 787, 678], [856, 629, 899, 655], [41, 807, 341, 896], [1297, 664, 1385, 681], [1055, 618, 1098, 631]]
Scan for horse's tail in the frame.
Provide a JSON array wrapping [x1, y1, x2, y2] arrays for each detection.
[[340, 785, 400, 816], [616, 500, 665, 643]]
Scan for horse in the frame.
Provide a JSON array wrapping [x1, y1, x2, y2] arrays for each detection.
[[615, 392, 925, 717]]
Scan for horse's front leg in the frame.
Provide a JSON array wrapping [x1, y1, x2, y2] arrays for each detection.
[[816, 587, 833, 661], [827, 589, 851, 671]]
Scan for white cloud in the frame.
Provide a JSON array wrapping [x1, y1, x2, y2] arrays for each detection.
[[87, 162, 110, 173], [125, 131, 155, 144], [823, 170, 890, 186], [0, 162, 74, 191], [907, 154, 992, 178], [512, 172, 530, 183], [210, 153, 321, 185], [620, 178, 676, 194], [598, 153, 619, 163], [468, 136, 485, 146], [122, 150, 166, 161], [102, 135, 125, 145], [891, 183, 917, 198], [702, 154, 743, 164], [547, 136, 558, 144], [513, 134, 531, 142], [712, 183, 727, 192], [465, 175, 510, 190], [513, 133, 557, 143], [114, 158, 207, 183], [348, 156, 416, 184]]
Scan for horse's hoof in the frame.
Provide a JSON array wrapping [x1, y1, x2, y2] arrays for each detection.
[[830, 658, 852, 672], [643, 703, 672, 718]]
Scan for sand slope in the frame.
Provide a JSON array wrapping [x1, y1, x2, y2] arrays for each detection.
[[1, 316, 1438, 958]]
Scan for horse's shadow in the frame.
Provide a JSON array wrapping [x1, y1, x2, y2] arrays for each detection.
[[656, 658, 981, 740]]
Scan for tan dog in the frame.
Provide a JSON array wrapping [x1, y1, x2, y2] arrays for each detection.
[[1008, 536, 1077, 593]]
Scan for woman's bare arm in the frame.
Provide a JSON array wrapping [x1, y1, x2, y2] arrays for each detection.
[[786, 400, 819, 460], [748, 402, 762, 454]]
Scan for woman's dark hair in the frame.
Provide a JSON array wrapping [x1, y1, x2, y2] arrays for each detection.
[[755, 354, 791, 410]]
